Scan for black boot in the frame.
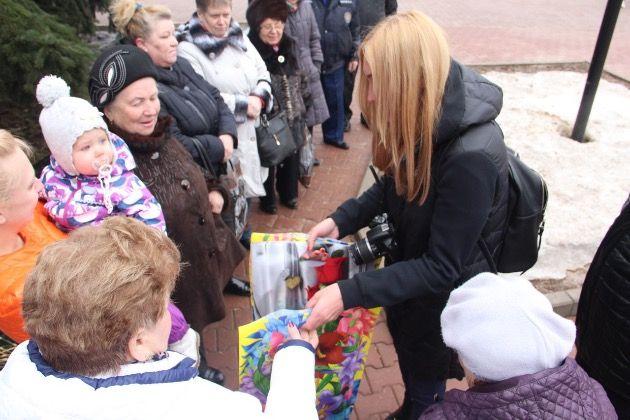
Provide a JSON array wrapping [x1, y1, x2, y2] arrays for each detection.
[[224, 277, 251, 296]]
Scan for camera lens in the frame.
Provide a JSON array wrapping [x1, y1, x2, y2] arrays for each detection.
[[348, 238, 376, 265]]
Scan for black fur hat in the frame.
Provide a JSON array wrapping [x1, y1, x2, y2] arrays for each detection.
[[246, 0, 289, 33], [88, 44, 158, 111]]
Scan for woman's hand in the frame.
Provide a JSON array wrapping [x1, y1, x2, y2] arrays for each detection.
[[247, 96, 263, 119], [348, 59, 359, 73], [287, 322, 319, 348], [303, 283, 344, 330], [219, 134, 234, 162], [208, 190, 224, 214], [306, 218, 339, 253]]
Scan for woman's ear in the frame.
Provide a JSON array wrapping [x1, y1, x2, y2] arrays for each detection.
[[127, 328, 151, 362], [135, 37, 149, 53], [103, 105, 115, 124]]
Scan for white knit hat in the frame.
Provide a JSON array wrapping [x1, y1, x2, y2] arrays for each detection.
[[441, 272, 575, 382], [37, 75, 109, 176]]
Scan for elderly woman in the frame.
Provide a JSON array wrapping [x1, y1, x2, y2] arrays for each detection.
[[421, 272, 617, 419], [108, 0, 249, 296], [177, 0, 272, 200], [89, 44, 245, 384], [246, 0, 309, 213], [0, 217, 318, 419], [284, 0, 329, 132], [0, 130, 64, 344]]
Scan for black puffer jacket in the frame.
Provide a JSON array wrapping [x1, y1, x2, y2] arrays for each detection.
[[155, 58, 237, 175], [332, 60, 509, 379], [576, 196, 630, 417]]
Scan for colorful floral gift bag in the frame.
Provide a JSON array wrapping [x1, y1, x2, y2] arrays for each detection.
[[238, 308, 380, 419], [243, 232, 382, 419]]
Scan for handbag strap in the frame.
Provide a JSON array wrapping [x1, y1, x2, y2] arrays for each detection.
[[190, 137, 218, 179]]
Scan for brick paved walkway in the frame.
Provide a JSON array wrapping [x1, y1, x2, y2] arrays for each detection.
[[102, 1, 630, 80]]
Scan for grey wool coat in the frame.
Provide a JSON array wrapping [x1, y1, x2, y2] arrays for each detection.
[[285, 0, 330, 127]]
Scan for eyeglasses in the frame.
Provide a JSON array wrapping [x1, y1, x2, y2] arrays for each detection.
[[260, 22, 285, 32]]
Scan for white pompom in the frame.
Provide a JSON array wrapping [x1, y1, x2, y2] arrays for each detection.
[[36, 75, 70, 108]]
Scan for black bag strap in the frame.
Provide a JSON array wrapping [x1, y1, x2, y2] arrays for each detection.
[[190, 136, 218, 179], [478, 238, 498, 274]]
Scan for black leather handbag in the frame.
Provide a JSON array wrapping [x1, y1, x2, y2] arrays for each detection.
[[255, 110, 297, 168]]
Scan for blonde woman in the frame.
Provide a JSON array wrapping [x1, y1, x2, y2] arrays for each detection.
[[303, 11, 510, 418]]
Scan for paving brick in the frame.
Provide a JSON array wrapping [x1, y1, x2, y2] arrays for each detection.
[[375, 342, 398, 367], [392, 383, 405, 406], [365, 344, 384, 369], [371, 319, 394, 345], [201, 327, 218, 353], [352, 386, 399, 419], [358, 372, 373, 396], [232, 306, 253, 329], [273, 214, 305, 231], [364, 365, 403, 393], [216, 327, 238, 353]]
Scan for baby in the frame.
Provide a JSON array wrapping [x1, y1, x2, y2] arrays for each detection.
[[36, 75, 165, 232], [36, 76, 199, 364]]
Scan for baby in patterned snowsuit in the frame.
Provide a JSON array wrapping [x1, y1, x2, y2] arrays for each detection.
[[36, 76, 198, 362], [37, 75, 166, 232]]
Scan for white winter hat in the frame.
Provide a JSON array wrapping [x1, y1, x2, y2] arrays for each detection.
[[441, 272, 575, 382], [37, 75, 109, 176]]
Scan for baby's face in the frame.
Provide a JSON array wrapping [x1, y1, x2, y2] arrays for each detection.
[[72, 128, 114, 176]]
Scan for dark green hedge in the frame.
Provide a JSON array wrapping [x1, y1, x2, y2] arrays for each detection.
[[34, 0, 110, 34], [0, 0, 96, 104]]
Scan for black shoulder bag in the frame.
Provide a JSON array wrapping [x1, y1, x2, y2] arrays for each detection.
[[255, 110, 297, 168]]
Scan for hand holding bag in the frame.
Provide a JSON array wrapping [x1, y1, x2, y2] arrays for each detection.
[[255, 110, 297, 168], [190, 137, 249, 239]]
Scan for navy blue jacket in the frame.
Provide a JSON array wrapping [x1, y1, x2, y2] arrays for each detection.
[[309, 0, 360, 73]]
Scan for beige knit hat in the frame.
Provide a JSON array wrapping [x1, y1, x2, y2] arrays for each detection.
[[36, 75, 109, 176]]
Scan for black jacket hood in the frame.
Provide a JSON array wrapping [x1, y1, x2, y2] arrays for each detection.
[[435, 60, 503, 147]]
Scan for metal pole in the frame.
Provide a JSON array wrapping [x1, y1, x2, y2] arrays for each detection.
[[571, 0, 623, 142]]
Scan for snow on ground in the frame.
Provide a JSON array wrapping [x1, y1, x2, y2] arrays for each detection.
[[482, 71, 630, 283]]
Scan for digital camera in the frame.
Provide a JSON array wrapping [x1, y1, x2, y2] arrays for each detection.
[[348, 214, 397, 265]]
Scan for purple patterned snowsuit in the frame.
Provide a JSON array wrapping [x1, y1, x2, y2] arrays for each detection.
[[40, 133, 166, 233]]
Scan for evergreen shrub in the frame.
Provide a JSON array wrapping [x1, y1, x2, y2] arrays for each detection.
[[0, 0, 95, 104]]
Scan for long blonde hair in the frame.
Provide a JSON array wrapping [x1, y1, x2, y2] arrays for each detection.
[[359, 11, 450, 204], [110, 0, 172, 40]]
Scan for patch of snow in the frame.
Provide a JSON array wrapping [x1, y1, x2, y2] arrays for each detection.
[[483, 71, 630, 282]]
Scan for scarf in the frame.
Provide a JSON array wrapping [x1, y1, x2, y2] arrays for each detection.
[[176, 14, 247, 58], [248, 32, 299, 77], [108, 116, 172, 154]]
